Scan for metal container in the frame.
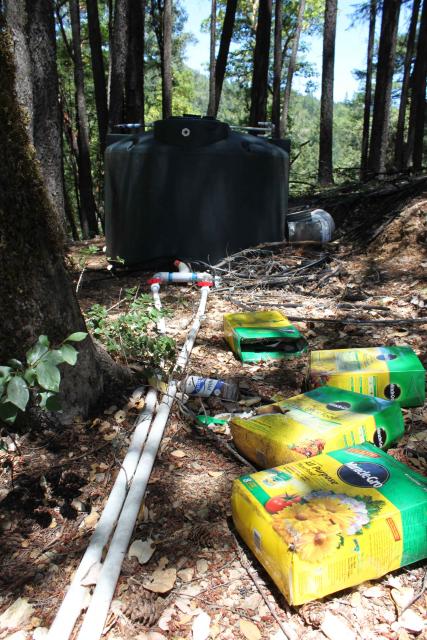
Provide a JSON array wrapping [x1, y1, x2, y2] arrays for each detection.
[[287, 208, 335, 244]]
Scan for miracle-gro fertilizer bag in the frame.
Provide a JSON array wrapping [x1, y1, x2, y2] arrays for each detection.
[[309, 346, 425, 408], [231, 443, 427, 605], [230, 386, 404, 468], [223, 310, 307, 362]]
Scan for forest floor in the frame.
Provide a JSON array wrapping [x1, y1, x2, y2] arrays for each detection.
[[0, 179, 427, 640]]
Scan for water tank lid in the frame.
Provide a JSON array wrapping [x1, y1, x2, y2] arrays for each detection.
[[154, 116, 230, 148], [287, 210, 312, 222]]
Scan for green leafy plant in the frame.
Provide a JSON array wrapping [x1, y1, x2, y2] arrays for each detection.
[[0, 332, 87, 425], [86, 290, 175, 369]]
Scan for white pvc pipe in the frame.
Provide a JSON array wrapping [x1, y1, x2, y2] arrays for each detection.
[[47, 388, 158, 640], [150, 283, 166, 334], [76, 285, 210, 640], [151, 271, 213, 284]]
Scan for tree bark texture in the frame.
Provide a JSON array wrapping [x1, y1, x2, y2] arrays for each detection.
[[86, 0, 109, 151], [405, 0, 427, 170], [367, 0, 401, 175], [26, 0, 67, 233], [394, 0, 420, 169], [318, 0, 337, 184], [0, 19, 127, 421], [272, 0, 283, 137], [214, 0, 237, 115], [109, 0, 129, 127], [162, 0, 172, 118], [69, 0, 99, 238], [6, 0, 67, 234], [126, 0, 145, 125], [4, 0, 33, 139], [360, 0, 377, 180], [249, 0, 272, 127], [207, 0, 217, 116], [280, 0, 306, 137]]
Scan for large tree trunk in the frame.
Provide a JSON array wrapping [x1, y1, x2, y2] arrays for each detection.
[[367, 0, 401, 175], [249, 0, 272, 127], [405, 0, 427, 170], [109, 0, 129, 127], [318, 0, 337, 185], [214, 0, 237, 115], [280, 0, 305, 137], [69, 0, 99, 239], [271, 0, 283, 137], [394, 0, 420, 170], [6, 0, 68, 234], [207, 0, 217, 116], [126, 0, 145, 125], [162, 0, 172, 119], [0, 18, 130, 423], [86, 0, 108, 152], [4, 0, 33, 138], [360, 0, 377, 180]]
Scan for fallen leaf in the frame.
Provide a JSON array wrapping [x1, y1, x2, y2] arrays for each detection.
[[350, 592, 362, 608], [207, 471, 223, 478], [143, 568, 176, 593], [171, 449, 186, 458], [363, 585, 384, 598], [196, 559, 208, 575], [80, 510, 100, 529], [321, 611, 356, 640], [239, 396, 261, 407], [192, 611, 211, 640], [0, 598, 34, 629], [114, 409, 127, 423], [158, 606, 174, 631], [157, 556, 169, 570], [239, 619, 261, 640], [391, 587, 415, 611], [240, 593, 262, 612], [398, 610, 425, 633], [177, 568, 194, 583], [103, 433, 116, 441], [128, 539, 155, 565]]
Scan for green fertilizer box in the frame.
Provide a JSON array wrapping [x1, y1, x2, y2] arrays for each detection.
[[223, 310, 307, 363]]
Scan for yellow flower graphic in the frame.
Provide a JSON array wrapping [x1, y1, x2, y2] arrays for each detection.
[[276, 503, 323, 523], [309, 497, 356, 531], [294, 530, 340, 563]]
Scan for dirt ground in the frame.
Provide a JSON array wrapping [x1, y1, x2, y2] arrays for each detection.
[[0, 187, 426, 640]]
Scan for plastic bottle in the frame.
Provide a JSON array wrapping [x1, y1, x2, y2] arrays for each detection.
[[181, 376, 240, 401]]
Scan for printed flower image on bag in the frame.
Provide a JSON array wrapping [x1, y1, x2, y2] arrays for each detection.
[[271, 491, 384, 563]]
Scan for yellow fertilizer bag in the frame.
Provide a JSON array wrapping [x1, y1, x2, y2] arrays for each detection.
[[309, 346, 425, 408], [231, 443, 427, 605], [230, 386, 404, 468]]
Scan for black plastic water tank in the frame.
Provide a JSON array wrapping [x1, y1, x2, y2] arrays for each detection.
[[105, 116, 289, 265]]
